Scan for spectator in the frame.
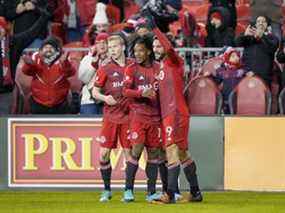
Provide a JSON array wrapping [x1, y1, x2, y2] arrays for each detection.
[[82, 1, 111, 46], [22, 36, 76, 114], [276, 41, 285, 89], [179, 11, 206, 47], [0, 7, 51, 81], [78, 33, 110, 115], [205, 47, 251, 114], [206, 7, 235, 47], [0, 17, 13, 92], [209, 0, 237, 30], [0, 0, 4, 17], [5, 0, 53, 48], [249, 0, 283, 42], [236, 16, 279, 86]]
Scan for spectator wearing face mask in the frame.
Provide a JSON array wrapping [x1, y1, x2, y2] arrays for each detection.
[[205, 7, 235, 47], [22, 36, 76, 114], [235, 16, 279, 86]]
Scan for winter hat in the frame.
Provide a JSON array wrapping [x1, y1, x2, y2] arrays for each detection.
[[223, 47, 241, 67], [165, 0, 182, 11], [95, 32, 109, 42], [211, 12, 222, 21], [0, 17, 8, 31], [40, 36, 62, 52], [93, 2, 109, 25]]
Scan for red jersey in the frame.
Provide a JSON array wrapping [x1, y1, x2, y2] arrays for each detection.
[[94, 59, 132, 124], [153, 28, 189, 118], [123, 62, 161, 123]]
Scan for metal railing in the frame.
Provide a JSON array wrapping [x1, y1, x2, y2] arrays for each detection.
[[24, 47, 244, 79]]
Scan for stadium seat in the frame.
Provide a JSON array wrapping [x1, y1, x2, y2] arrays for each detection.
[[185, 76, 223, 115], [10, 82, 23, 114], [228, 76, 272, 115], [201, 56, 223, 76], [11, 59, 33, 114]]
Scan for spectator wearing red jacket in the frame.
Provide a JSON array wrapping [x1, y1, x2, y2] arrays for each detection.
[[22, 36, 76, 114]]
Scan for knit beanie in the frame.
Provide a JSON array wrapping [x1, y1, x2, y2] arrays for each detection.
[[93, 2, 109, 25], [40, 36, 62, 52], [95, 32, 109, 42], [211, 11, 222, 21], [165, 0, 182, 11], [223, 47, 241, 67]]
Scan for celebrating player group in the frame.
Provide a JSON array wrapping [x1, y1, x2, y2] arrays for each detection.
[[92, 14, 203, 204]]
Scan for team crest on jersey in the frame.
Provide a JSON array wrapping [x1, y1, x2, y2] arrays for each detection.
[[157, 70, 165, 80], [113, 72, 119, 77], [131, 132, 138, 140]]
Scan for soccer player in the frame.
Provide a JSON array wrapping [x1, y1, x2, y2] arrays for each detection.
[[122, 35, 161, 202], [152, 19, 203, 203], [92, 34, 133, 202]]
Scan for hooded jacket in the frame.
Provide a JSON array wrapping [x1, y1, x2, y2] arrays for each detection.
[[205, 7, 235, 47]]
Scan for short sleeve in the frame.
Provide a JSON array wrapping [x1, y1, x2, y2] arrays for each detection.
[[94, 67, 107, 88]]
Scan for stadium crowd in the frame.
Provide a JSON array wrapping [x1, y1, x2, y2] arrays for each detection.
[[0, 0, 285, 204]]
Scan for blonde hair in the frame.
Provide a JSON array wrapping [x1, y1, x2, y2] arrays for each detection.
[[107, 35, 125, 45]]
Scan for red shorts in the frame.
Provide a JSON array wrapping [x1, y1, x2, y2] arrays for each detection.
[[162, 115, 189, 150], [98, 119, 131, 149], [129, 119, 161, 149]]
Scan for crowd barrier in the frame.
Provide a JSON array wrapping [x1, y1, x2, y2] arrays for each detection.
[[24, 47, 244, 79]]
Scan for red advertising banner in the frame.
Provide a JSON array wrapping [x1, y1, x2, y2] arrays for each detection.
[[8, 118, 149, 188]]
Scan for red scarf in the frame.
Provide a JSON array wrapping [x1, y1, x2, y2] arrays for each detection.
[[1, 36, 13, 87]]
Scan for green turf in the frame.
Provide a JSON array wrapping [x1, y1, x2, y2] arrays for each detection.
[[0, 191, 285, 213]]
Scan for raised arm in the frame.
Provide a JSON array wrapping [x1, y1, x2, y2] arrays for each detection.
[[152, 25, 181, 65]]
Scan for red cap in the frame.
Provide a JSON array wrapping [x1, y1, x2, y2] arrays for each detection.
[[0, 17, 8, 31], [223, 47, 241, 67], [95, 32, 109, 42], [211, 12, 222, 21]]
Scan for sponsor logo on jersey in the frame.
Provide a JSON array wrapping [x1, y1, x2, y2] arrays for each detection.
[[112, 81, 124, 88], [131, 132, 138, 140], [138, 82, 159, 91]]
